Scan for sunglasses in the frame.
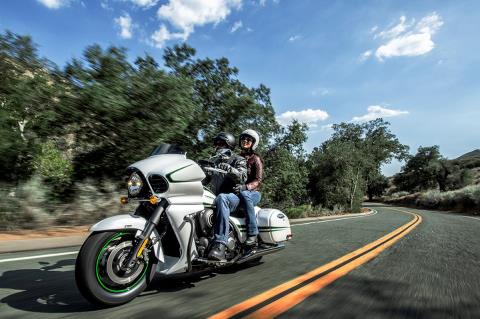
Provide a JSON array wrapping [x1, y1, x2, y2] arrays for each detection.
[[241, 136, 254, 142]]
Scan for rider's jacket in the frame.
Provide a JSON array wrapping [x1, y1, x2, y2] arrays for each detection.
[[207, 153, 247, 195], [241, 152, 263, 191]]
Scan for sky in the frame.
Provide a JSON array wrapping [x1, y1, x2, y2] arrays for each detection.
[[1, 0, 479, 176]]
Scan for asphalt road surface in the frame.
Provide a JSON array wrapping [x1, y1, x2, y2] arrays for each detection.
[[1, 203, 479, 319]]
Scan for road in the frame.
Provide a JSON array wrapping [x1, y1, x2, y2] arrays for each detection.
[[1, 203, 479, 318]]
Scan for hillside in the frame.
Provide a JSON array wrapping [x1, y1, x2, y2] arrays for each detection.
[[455, 149, 480, 161], [451, 149, 480, 170]]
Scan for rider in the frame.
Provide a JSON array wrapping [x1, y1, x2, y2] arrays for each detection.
[[234, 129, 263, 246], [204, 132, 247, 196], [206, 132, 247, 262]]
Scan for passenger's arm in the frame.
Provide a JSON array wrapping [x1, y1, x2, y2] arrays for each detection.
[[246, 156, 263, 191]]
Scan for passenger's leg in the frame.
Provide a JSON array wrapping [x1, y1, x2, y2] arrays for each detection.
[[240, 190, 261, 242]]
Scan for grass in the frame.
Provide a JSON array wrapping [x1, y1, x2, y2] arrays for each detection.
[[284, 204, 348, 219]]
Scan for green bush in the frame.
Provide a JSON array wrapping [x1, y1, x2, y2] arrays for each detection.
[[0, 177, 53, 230], [390, 191, 410, 198], [55, 179, 133, 225], [416, 185, 480, 212], [33, 141, 73, 189], [284, 205, 310, 219]]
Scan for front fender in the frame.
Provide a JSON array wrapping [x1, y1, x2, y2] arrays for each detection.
[[89, 214, 164, 263]]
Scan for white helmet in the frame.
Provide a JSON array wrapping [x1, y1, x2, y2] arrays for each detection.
[[239, 129, 260, 151]]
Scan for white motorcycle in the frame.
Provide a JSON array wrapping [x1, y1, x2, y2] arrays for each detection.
[[75, 144, 292, 306]]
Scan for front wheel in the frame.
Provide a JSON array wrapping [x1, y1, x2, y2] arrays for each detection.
[[75, 231, 156, 306]]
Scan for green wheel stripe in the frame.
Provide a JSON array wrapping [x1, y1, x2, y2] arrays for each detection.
[[95, 232, 149, 294]]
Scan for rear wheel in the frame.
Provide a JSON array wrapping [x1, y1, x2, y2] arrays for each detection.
[[75, 231, 156, 306]]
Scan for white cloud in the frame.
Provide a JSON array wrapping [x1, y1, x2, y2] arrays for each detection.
[[153, 0, 242, 47], [375, 16, 412, 40], [101, 0, 112, 10], [258, 0, 267, 6], [372, 12, 443, 60], [276, 108, 329, 128], [36, 0, 70, 9], [352, 105, 409, 122], [150, 24, 187, 48], [128, 0, 159, 7], [320, 123, 333, 131], [360, 50, 372, 61], [114, 14, 133, 39], [288, 35, 301, 42], [311, 88, 330, 96], [230, 20, 243, 33]]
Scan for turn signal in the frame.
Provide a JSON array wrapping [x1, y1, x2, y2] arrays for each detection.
[[120, 196, 129, 204], [149, 195, 159, 205]]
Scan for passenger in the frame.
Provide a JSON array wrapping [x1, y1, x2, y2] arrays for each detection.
[[234, 129, 263, 246]]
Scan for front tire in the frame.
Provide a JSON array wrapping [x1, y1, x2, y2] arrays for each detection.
[[75, 231, 156, 306]]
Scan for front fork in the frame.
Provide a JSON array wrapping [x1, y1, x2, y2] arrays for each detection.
[[122, 199, 169, 270]]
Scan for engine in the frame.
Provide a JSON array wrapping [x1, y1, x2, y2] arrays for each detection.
[[195, 209, 214, 257]]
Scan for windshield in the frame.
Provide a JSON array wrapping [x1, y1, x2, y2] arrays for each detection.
[[150, 144, 186, 156]]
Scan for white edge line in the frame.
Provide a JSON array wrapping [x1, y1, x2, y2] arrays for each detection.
[[0, 251, 78, 263], [291, 210, 378, 227], [461, 215, 480, 221]]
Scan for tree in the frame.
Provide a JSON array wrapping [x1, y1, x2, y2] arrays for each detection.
[[394, 146, 474, 192], [163, 44, 279, 159], [61, 46, 196, 178], [262, 121, 309, 208], [0, 31, 65, 180], [366, 172, 389, 200], [308, 119, 408, 212]]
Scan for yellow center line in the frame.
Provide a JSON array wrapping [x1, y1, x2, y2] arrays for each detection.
[[209, 208, 422, 319]]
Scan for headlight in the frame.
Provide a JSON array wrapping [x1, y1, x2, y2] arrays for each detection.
[[127, 172, 143, 197]]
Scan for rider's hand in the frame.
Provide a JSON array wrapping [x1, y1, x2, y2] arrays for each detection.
[[218, 162, 233, 173], [234, 184, 247, 194], [204, 168, 213, 176]]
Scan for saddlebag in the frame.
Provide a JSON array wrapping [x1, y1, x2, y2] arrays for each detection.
[[257, 209, 291, 244]]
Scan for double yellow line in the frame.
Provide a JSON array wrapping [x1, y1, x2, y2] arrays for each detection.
[[209, 208, 422, 319]]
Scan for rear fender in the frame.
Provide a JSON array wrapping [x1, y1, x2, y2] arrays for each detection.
[[89, 214, 164, 263]]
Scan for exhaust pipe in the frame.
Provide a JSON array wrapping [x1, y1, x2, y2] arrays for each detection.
[[237, 244, 285, 264]]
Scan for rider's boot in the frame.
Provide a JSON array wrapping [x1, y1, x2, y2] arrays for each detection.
[[245, 235, 258, 246], [208, 242, 226, 261]]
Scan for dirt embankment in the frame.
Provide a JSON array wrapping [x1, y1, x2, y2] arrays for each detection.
[[0, 225, 89, 241]]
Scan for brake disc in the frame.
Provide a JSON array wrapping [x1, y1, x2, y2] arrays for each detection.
[[105, 241, 145, 285]]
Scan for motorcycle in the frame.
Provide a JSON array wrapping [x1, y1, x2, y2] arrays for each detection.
[[75, 144, 292, 306]]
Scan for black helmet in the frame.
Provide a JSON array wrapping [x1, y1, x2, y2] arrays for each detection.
[[213, 132, 236, 150]]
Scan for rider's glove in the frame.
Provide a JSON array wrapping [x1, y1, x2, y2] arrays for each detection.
[[234, 184, 247, 194], [204, 168, 213, 176], [218, 162, 233, 173]]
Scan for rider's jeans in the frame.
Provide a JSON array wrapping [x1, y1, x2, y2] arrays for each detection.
[[239, 190, 261, 236], [214, 193, 240, 245]]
